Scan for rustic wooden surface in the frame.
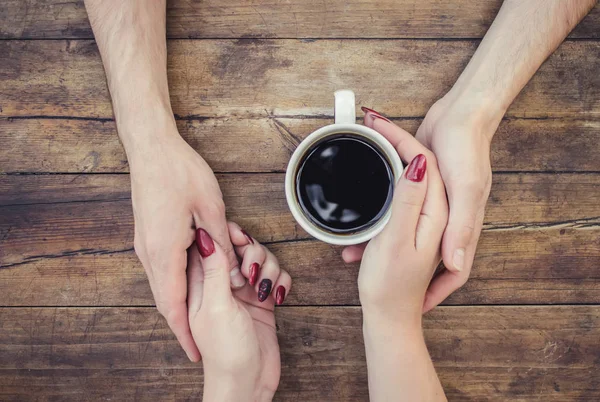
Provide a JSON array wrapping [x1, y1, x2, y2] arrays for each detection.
[[0, 0, 599, 401]]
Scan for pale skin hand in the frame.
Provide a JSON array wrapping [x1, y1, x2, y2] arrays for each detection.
[[356, 121, 449, 401], [84, 0, 245, 362], [347, 0, 597, 312], [189, 222, 291, 402]]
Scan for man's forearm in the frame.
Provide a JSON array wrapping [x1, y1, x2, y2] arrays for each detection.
[[84, 0, 175, 152], [449, 0, 597, 133]]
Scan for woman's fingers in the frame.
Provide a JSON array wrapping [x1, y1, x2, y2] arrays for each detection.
[[187, 244, 204, 315], [255, 250, 280, 302], [227, 222, 266, 285], [195, 228, 233, 307], [342, 243, 368, 263], [227, 221, 291, 305], [272, 269, 292, 305], [363, 107, 448, 250], [382, 154, 428, 247]]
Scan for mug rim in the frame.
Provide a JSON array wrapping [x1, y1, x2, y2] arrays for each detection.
[[285, 123, 403, 246]]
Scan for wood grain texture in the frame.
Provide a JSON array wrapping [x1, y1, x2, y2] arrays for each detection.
[[1, 174, 598, 306], [1, 173, 599, 260], [2, 117, 600, 173], [0, 0, 598, 39], [1, 40, 599, 119], [0, 228, 599, 307], [0, 306, 598, 401]]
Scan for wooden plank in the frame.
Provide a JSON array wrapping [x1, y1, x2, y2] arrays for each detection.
[[1, 173, 599, 261], [2, 117, 600, 173], [1, 0, 598, 40], [0, 173, 598, 306], [1, 40, 599, 119], [0, 228, 599, 307], [1, 367, 597, 402], [0, 306, 598, 401]]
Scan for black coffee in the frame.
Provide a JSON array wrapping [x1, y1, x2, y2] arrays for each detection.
[[296, 135, 394, 234]]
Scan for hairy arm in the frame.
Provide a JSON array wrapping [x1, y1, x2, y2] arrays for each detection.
[[417, 0, 597, 312], [450, 0, 598, 131], [84, 0, 172, 152], [84, 0, 244, 362]]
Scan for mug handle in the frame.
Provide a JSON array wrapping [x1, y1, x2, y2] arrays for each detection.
[[334, 89, 356, 125]]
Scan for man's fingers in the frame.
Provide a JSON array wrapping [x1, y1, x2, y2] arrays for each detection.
[[195, 212, 245, 289], [422, 270, 468, 313], [154, 249, 201, 362], [441, 185, 485, 273], [195, 228, 233, 306], [163, 301, 202, 362]]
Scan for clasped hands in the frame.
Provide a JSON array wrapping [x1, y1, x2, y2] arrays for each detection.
[[176, 112, 484, 400]]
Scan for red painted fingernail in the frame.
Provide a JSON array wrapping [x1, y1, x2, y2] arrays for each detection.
[[405, 154, 427, 182], [196, 228, 215, 257], [361, 106, 392, 123], [258, 279, 272, 302], [275, 286, 286, 305], [249, 262, 260, 286], [241, 229, 254, 245]]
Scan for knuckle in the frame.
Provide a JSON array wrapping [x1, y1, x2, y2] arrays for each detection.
[[203, 199, 226, 218]]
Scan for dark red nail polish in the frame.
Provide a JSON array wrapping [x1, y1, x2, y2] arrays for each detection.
[[275, 286, 286, 305], [241, 229, 254, 245], [405, 154, 427, 182], [361, 106, 392, 123], [249, 262, 260, 286], [258, 279, 272, 302], [196, 228, 215, 257]]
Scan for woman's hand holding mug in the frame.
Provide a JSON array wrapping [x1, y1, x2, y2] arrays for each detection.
[[348, 115, 449, 401]]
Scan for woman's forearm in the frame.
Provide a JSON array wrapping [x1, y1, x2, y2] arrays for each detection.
[[447, 0, 597, 134], [363, 315, 446, 402], [84, 0, 176, 153]]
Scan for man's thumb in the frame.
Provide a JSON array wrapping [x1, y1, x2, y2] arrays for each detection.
[[442, 193, 479, 273], [196, 228, 232, 304]]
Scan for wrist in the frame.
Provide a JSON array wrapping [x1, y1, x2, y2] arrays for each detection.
[[114, 101, 181, 164], [439, 84, 506, 141], [363, 312, 424, 354], [362, 305, 422, 339]]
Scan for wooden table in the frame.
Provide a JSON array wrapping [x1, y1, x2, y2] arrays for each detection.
[[1, 1, 599, 400]]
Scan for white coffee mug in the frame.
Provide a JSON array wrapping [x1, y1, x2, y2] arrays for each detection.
[[285, 90, 404, 245]]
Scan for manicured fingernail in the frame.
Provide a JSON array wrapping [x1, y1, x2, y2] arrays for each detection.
[[258, 279, 272, 302], [405, 154, 427, 182], [275, 286, 286, 305], [249, 262, 260, 286], [453, 248, 465, 272], [230, 267, 246, 288], [361, 106, 392, 123], [241, 229, 254, 245], [196, 228, 215, 257]]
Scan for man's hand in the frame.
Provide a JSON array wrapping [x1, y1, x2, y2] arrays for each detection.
[[415, 0, 597, 311], [84, 0, 248, 361], [416, 96, 493, 312], [128, 118, 245, 362]]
